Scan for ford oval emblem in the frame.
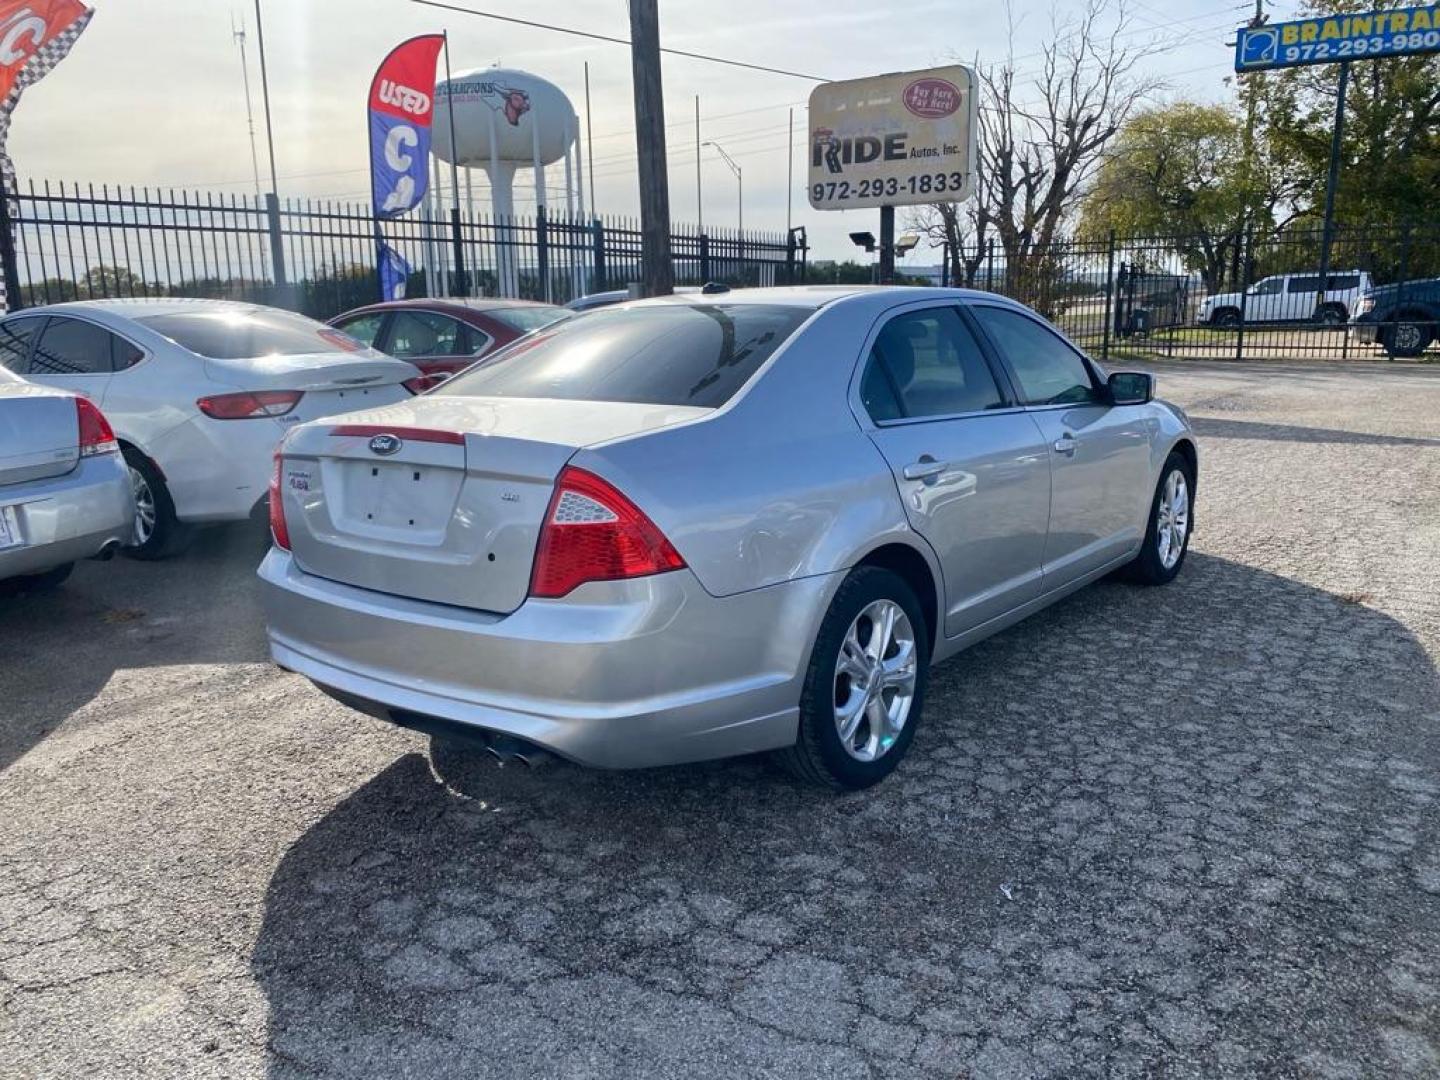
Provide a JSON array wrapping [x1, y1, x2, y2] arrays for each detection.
[[368, 433, 402, 456]]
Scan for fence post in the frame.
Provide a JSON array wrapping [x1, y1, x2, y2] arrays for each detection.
[[699, 232, 710, 283], [264, 192, 290, 306], [1100, 231, 1116, 363], [448, 207, 466, 296], [986, 239, 995, 293], [0, 191, 22, 311], [536, 205, 550, 303], [1234, 228, 1251, 363], [591, 218, 606, 292]]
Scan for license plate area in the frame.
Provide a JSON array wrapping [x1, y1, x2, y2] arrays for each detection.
[[0, 504, 22, 549], [330, 460, 462, 541]]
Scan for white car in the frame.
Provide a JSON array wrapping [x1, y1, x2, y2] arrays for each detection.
[[0, 299, 419, 557], [1198, 270, 1373, 327]]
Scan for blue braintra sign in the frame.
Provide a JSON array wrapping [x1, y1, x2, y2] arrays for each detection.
[[1236, 5, 1440, 71]]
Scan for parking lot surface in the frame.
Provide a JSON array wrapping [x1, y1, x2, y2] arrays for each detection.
[[3, 359, 1440, 1079]]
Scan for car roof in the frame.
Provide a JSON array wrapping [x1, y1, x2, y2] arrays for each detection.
[[618, 284, 1015, 312], [349, 298, 567, 315], [12, 297, 282, 320]]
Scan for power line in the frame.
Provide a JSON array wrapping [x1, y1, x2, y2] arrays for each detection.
[[409, 0, 832, 82]]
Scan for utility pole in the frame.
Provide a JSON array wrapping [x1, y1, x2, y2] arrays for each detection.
[[1235, 0, 1264, 290], [231, 14, 262, 200], [786, 107, 793, 234], [628, 0, 673, 296], [704, 141, 742, 233], [694, 95, 702, 231]]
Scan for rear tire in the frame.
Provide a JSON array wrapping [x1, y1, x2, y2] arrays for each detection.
[[121, 447, 190, 560], [1383, 320, 1432, 359], [0, 562, 74, 595], [776, 566, 930, 790], [1317, 303, 1346, 327], [1125, 452, 1194, 586], [1212, 308, 1241, 328]]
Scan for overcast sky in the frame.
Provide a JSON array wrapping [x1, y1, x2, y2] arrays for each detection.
[[12, 0, 1296, 261]]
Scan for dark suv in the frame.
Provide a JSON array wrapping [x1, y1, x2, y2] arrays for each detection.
[[1351, 277, 1440, 358]]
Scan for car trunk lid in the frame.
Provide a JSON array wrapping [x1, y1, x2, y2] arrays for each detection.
[[277, 396, 708, 612], [0, 385, 78, 486]]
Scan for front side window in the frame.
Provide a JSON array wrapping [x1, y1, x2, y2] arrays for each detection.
[[1287, 276, 1320, 293], [385, 311, 466, 358], [860, 307, 1005, 422], [0, 317, 42, 373], [972, 306, 1097, 406], [1329, 275, 1359, 291], [437, 303, 808, 408], [30, 317, 116, 375], [1251, 277, 1283, 296]]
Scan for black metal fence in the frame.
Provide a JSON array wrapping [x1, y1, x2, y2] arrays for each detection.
[[0, 179, 808, 320], [946, 223, 1440, 362]]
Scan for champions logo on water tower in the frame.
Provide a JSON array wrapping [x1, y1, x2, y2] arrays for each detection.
[[438, 78, 532, 127]]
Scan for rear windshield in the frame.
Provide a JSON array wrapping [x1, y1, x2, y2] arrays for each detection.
[[137, 308, 368, 360], [436, 303, 809, 408], [487, 306, 572, 333]]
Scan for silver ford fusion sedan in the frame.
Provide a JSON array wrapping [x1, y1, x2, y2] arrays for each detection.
[[259, 286, 1197, 789]]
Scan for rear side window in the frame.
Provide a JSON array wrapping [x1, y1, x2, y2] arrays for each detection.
[[31, 317, 116, 375], [137, 308, 368, 359], [972, 306, 1098, 406], [438, 303, 809, 408], [0, 317, 41, 372], [334, 311, 386, 347], [861, 307, 1004, 421]]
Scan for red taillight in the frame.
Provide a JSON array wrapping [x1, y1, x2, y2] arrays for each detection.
[[529, 466, 685, 599], [197, 389, 304, 419], [269, 452, 290, 550], [75, 397, 118, 457]]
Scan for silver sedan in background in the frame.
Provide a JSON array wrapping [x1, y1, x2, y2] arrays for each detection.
[[0, 367, 131, 592], [260, 286, 1197, 789]]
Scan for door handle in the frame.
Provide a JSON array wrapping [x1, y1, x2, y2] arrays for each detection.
[[1052, 434, 1078, 456], [902, 458, 948, 481]]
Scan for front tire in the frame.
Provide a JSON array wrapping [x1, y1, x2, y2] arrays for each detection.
[[1212, 308, 1241, 328], [1126, 452, 1194, 586], [121, 448, 190, 560], [777, 566, 930, 790]]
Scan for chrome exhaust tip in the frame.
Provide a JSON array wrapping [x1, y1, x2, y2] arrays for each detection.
[[486, 733, 556, 768]]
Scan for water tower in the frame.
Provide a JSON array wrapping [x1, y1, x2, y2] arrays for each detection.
[[431, 68, 580, 297]]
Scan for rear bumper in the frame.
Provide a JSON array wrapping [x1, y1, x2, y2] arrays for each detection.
[[0, 452, 132, 579], [258, 548, 841, 769]]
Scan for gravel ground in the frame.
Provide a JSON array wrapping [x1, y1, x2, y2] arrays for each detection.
[[3, 359, 1439, 1079]]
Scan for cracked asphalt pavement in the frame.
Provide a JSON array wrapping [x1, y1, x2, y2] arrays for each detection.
[[3, 359, 1440, 1079]]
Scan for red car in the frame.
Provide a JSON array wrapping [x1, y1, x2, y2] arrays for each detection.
[[328, 298, 572, 387]]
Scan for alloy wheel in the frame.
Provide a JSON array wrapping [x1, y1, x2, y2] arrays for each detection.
[[1156, 469, 1190, 570], [833, 599, 917, 763], [130, 466, 156, 547]]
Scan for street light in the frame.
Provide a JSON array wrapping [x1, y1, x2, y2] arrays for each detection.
[[703, 140, 742, 234]]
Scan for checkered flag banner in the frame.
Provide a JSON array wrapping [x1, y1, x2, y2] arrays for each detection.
[[0, 2, 94, 310]]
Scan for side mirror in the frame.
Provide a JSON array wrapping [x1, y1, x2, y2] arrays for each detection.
[[1107, 370, 1154, 405]]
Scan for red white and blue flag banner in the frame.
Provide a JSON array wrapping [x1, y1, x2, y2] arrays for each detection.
[[0, 0, 94, 310], [368, 34, 444, 218]]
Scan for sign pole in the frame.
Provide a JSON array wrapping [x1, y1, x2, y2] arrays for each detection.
[[878, 205, 895, 284], [1315, 59, 1349, 320]]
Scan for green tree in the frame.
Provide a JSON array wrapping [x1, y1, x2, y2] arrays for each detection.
[[1260, 0, 1439, 236], [1079, 103, 1249, 291]]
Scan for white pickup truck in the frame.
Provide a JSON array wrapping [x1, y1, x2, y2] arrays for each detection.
[[1198, 271, 1373, 327]]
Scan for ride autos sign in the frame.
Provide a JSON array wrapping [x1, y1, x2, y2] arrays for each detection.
[[807, 65, 977, 211], [368, 34, 444, 217]]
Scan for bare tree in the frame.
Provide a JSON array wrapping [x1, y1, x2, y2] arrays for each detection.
[[916, 0, 1160, 295]]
